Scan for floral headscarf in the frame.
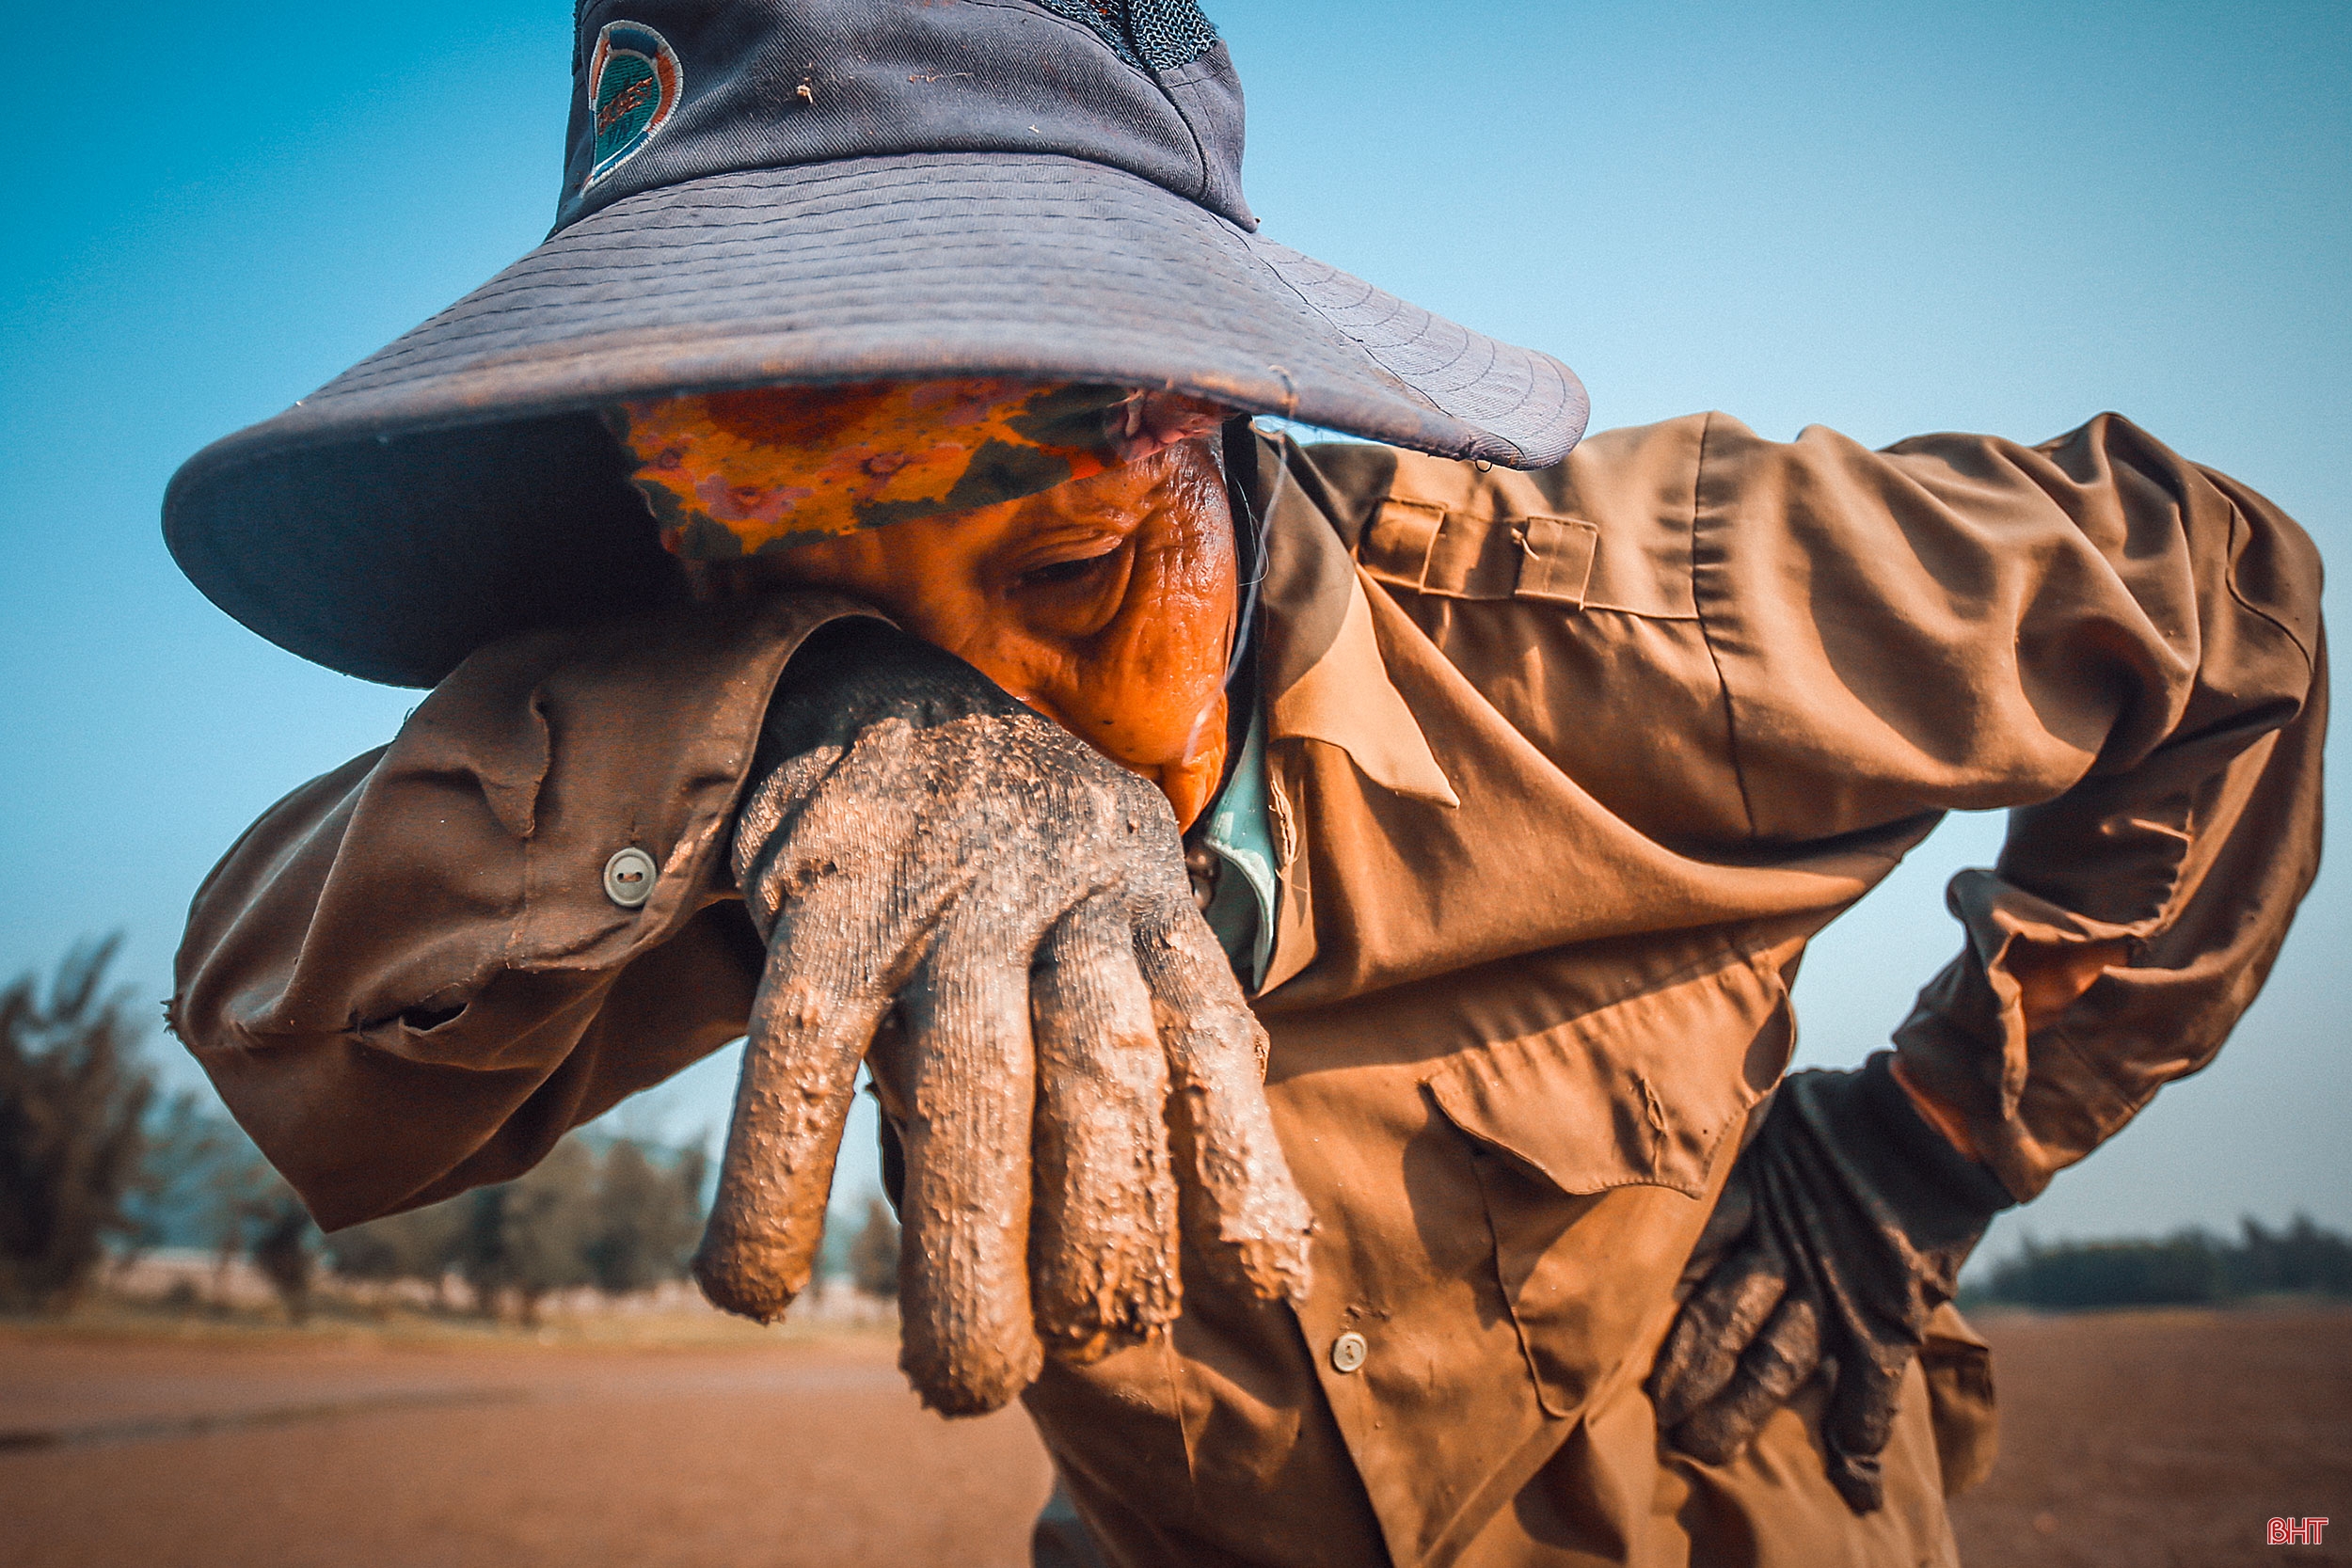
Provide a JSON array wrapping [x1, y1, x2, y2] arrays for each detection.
[[612, 379, 1231, 559]]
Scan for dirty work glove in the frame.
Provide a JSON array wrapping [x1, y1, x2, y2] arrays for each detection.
[[1649, 1052, 2013, 1512], [691, 617, 1314, 1416]]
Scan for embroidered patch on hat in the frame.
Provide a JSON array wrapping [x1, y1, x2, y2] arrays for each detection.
[[585, 22, 683, 190]]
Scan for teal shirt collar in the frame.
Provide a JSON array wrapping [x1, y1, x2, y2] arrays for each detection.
[[1196, 693, 1278, 994]]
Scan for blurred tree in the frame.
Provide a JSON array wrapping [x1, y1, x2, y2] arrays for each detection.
[[326, 1200, 465, 1307], [249, 1195, 315, 1323], [457, 1135, 599, 1324], [2232, 1213, 2352, 1297], [455, 1187, 505, 1319], [0, 936, 152, 1311], [200, 1134, 285, 1308], [126, 1089, 236, 1259], [1979, 1219, 2352, 1310], [675, 1141, 709, 1249], [585, 1138, 704, 1296], [848, 1196, 901, 1301], [122, 1088, 294, 1311], [1987, 1231, 2228, 1308]]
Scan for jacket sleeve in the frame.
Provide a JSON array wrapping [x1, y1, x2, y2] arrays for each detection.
[[170, 594, 879, 1228], [1686, 411, 2325, 1200]]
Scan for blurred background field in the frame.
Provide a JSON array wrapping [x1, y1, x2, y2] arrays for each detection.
[[0, 1319, 1053, 1568]]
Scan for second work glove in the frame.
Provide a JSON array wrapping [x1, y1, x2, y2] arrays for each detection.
[[691, 618, 1314, 1416], [1649, 1052, 2013, 1512]]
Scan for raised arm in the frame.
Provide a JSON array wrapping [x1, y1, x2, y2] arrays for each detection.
[[1692, 411, 2324, 1197], [1641, 409, 2322, 1506]]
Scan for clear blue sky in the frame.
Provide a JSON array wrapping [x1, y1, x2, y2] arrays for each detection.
[[3, 1, 2344, 1259]]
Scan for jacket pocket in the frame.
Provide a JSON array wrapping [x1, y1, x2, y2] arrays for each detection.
[[1424, 946, 1796, 1417], [1425, 945, 1789, 1198], [1359, 497, 1600, 606]]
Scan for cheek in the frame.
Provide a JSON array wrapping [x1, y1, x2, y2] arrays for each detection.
[[1066, 492, 1235, 768]]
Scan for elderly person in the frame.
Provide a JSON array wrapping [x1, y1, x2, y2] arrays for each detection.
[[167, 4, 2324, 1565]]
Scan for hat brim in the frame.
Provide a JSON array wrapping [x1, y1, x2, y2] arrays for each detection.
[[165, 152, 1587, 687]]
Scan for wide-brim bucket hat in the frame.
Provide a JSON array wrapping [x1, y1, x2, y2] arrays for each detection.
[[164, 0, 1589, 687]]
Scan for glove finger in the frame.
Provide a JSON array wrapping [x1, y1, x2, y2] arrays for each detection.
[[1665, 1289, 1822, 1465], [1821, 1341, 1912, 1513], [1028, 889, 1183, 1363], [1744, 1136, 1906, 1514], [1650, 1235, 1788, 1430], [691, 921, 890, 1324], [1679, 1168, 1756, 1290], [701, 698, 975, 1323], [1133, 894, 1314, 1306], [894, 915, 1044, 1417]]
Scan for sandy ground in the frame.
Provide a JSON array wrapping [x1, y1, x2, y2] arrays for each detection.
[[1946, 1307, 2351, 1568], [0, 1326, 1050, 1568], [1, 1307, 2344, 1566]]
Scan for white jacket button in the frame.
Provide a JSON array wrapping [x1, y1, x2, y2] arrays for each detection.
[[603, 847, 658, 909], [1330, 1331, 1367, 1373]]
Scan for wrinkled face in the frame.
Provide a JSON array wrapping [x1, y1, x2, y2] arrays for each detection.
[[691, 438, 1238, 830]]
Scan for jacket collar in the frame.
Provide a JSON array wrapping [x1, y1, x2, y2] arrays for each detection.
[[1246, 432, 1459, 808]]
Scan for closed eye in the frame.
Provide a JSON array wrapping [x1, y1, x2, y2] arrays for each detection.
[[1020, 546, 1122, 588]]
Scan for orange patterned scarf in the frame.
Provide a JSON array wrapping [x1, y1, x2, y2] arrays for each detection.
[[612, 379, 1230, 559]]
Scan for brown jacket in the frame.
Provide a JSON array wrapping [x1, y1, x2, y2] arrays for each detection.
[[175, 414, 2325, 1568]]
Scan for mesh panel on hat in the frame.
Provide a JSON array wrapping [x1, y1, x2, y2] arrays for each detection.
[[1031, 0, 1220, 72]]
